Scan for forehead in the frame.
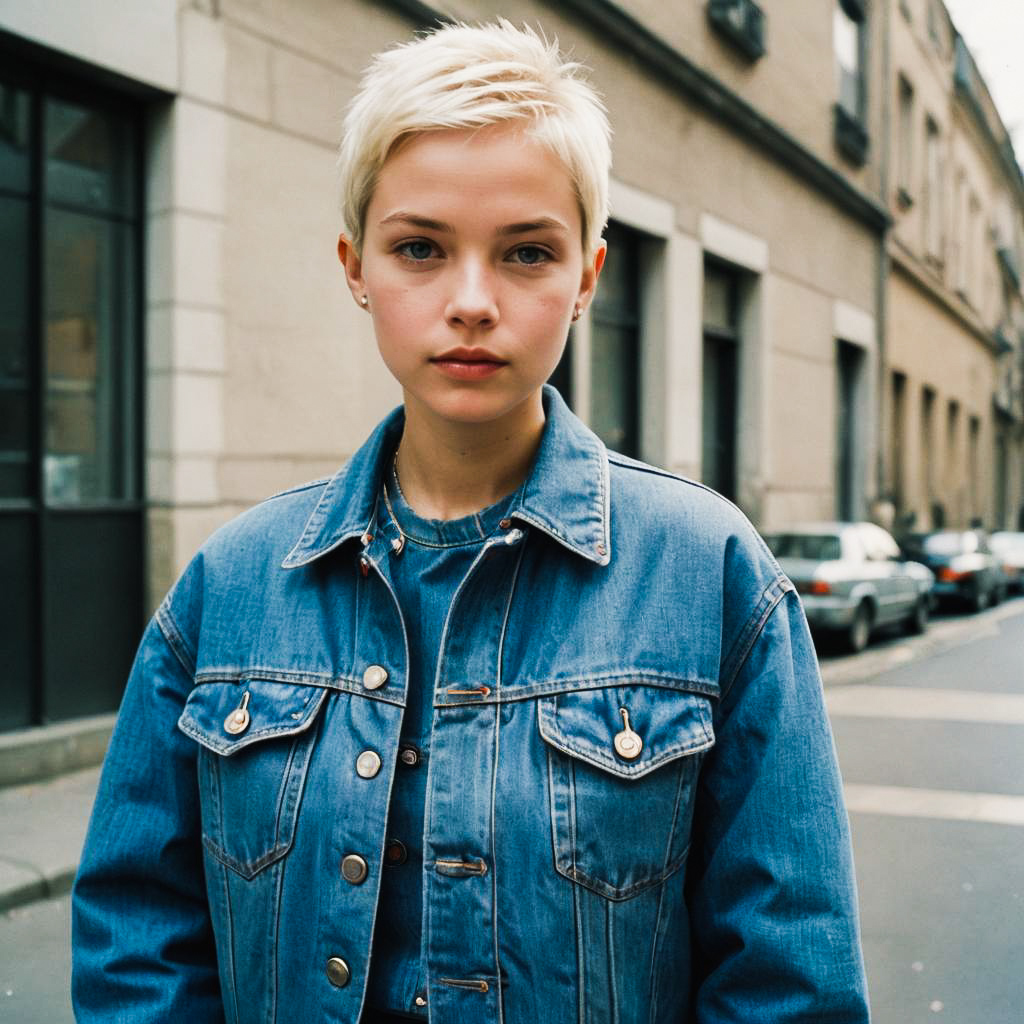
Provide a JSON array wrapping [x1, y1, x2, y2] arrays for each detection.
[[369, 125, 581, 231]]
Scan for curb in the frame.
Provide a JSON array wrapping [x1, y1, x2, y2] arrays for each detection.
[[0, 715, 115, 789], [0, 865, 76, 915]]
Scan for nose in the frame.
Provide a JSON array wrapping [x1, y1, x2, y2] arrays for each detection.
[[444, 257, 499, 329]]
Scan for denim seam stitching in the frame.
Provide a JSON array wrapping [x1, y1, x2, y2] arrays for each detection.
[[719, 578, 788, 697], [155, 601, 197, 677]]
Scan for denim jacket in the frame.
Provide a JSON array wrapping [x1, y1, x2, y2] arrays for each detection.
[[72, 387, 869, 1023]]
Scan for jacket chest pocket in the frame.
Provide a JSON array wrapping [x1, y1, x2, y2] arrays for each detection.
[[538, 684, 714, 902], [178, 679, 328, 879]]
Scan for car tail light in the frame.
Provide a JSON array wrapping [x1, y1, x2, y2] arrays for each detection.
[[939, 567, 968, 582], [808, 580, 831, 595]]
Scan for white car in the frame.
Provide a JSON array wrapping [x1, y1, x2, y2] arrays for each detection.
[[763, 521, 935, 653]]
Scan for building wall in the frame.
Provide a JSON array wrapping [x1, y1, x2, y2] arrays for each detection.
[[0, 0, 888, 610], [884, 0, 1024, 534]]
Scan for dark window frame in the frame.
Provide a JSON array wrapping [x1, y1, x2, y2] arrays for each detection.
[[0, 44, 146, 729]]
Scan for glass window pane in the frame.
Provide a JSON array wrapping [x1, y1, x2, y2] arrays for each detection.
[[590, 322, 636, 456], [0, 197, 30, 382], [0, 83, 31, 194], [703, 265, 735, 332], [44, 209, 135, 503], [0, 196, 31, 499], [45, 99, 135, 216], [594, 223, 638, 318]]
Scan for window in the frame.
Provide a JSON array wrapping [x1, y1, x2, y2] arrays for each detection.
[[896, 75, 914, 205], [835, 3, 865, 122], [967, 191, 981, 303], [923, 117, 943, 262], [921, 386, 940, 527], [953, 168, 967, 294], [968, 415, 980, 523], [890, 371, 906, 511], [702, 261, 740, 502], [946, 398, 959, 501], [835, 340, 864, 520], [833, 2, 869, 165], [927, 0, 944, 52], [0, 62, 143, 731], [589, 221, 641, 458]]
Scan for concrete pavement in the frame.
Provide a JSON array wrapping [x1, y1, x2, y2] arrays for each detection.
[[0, 767, 99, 914]]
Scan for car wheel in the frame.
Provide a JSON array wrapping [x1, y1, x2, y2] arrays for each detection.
[[970, 583, 988, 613], [905, 595, 929, 635], [844, 604, 872, 653]]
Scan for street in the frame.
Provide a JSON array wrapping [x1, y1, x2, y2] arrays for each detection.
[[2, 599, 1022, 1022], [824, 596, 1024, 1023]]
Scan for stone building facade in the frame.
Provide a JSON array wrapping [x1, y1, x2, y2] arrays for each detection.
[[884, 0, 1024, 535], [0, 0, 1020, 728]]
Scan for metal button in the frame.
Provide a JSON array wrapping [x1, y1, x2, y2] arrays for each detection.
[[398, 745, 421, 767], [414, 995, 427, 1007], [384, 839, 408, 866], [340, 854, 368, 885], [362, 664, 388, 690], [613, 708, 643, 761], [498, 518, 512, 530], [356, 750, 382, 779], [223, 692, 251, 735], [326, 956, 351, 988]]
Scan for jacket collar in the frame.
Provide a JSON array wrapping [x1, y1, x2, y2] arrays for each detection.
[[281, 385, 611, 569]]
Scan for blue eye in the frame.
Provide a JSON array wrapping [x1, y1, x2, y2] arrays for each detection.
[[398, 240, 436, 261], [513, 246, 548, 266]]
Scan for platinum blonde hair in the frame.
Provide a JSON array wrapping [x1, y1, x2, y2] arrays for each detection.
[[338, 20, 611, 257]]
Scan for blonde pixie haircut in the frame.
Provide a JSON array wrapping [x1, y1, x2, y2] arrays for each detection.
[[338, 20, 611, 258]]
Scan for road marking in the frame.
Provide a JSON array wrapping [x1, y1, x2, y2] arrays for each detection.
[[826, 686, 1024, 725], [844, 783, 1024, 827]]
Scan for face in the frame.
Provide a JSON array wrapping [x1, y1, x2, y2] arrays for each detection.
[[338, 125, 605, 432]]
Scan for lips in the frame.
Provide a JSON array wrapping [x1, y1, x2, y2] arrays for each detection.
[[432, 347, 507, 365], [430, 347, 508, 380]]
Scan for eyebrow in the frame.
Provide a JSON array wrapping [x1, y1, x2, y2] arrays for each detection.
[[377, 212, 570, 236]]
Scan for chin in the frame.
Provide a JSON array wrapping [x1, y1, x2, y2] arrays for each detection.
[[414, 386, 544, 428]]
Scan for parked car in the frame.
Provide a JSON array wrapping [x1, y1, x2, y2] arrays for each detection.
[[901, 530, 1006, 611], [990, 531, 1024, 594], [763, 522, 935, 653]]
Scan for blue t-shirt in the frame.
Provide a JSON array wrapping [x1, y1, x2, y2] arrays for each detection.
[[363, 464, 516, 1017]]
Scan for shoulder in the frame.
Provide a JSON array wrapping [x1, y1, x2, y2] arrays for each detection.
[[158, 475, 336, 648], [201, 476, 332, 567], [605, 450, 791, 635], [607, 450, 773, 557]]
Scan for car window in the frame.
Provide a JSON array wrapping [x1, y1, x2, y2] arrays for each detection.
[[765, 534, 842, 560], [922, 532, 967, 555], [992, 533, 1024, 553], [859, 524, 900, 561]]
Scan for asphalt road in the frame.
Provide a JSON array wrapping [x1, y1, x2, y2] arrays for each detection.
[[824, 595, 1024, 1023], [3, 598, 1022, 1022]]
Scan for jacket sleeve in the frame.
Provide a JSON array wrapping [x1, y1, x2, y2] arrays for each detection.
[[71, 608, 224, 1022], [686, 586, 870, 1023]]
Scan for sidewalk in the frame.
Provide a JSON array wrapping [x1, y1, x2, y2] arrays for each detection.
[[0, 767, 100, 913]]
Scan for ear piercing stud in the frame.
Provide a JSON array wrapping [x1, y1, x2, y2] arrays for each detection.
[[572, 305, 582, 322], [360, 295, 369, 308]]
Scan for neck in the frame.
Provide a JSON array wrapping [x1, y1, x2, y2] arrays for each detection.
[[394, 392, 545, 521]]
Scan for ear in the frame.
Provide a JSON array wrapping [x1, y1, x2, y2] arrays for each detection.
[[576, 241, 607, 313], [337, 233, 368, 308]]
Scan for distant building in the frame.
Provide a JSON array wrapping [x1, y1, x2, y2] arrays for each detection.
[[0, 0, 1020, 731], [884, 0, 1024, 535]]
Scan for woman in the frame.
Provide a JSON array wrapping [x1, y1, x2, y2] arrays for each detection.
[[73, 20, 870, 1023]]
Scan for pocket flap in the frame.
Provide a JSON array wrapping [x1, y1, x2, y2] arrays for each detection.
[[178, 678, 328, 756], [538, 685, 714, 780]]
